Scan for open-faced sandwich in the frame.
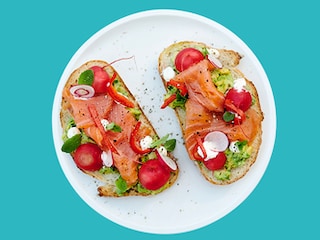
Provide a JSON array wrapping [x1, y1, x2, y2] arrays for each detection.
[[158, 41, 264, 184], [60, 60, 178, 197]]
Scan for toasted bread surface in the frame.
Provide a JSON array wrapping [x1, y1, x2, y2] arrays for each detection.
[[158, 41, 263, 184], [60, 60, 178, 196]]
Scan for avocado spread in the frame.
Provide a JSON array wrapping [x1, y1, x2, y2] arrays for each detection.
[[214, 141, 252, 181]]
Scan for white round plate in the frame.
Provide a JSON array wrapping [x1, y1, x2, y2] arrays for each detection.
[[52, 9, 276, 234]]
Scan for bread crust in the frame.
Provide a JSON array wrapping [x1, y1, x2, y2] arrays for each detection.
[[158, 41, 263, 184], [60, 60, 178, 196]]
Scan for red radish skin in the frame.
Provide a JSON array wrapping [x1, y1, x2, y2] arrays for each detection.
[[139, 159, 171, 190], [155, 149, 177, 171], [70, 85, 95, 98], [175, 48, 204, 72]]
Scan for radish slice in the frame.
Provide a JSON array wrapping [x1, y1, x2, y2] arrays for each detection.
[[208, 54, 223, 69], [101, 150, 113, 167], [155, 148, 177, 171], [204, 131, 229, 152], [70, 85, 95, 98]]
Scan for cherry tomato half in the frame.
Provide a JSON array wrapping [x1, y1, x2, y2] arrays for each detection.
[[175, 48, 204, 72], [74, 143, 103, 171], [90, 66, 110, 94], [225, 88, 252, 112], [203, 152, 226, 171], [139, 159, 171, 190]]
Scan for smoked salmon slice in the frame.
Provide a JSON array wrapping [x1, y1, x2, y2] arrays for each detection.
[[184, 98, 262, 159], [171, 59, 263, 160], [68, 94, 114, 129], [63, 90, 140, 185], [174, 59, 225, 112]]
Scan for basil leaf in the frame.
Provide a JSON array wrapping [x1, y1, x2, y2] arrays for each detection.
[[164, 139, 176, 152], [78, 69, 94, 85], [106, 122, 122, 132], [61, 134, 81, 153], [223, 111, 235, 122]]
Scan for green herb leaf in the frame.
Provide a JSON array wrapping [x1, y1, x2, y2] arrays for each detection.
[[171, 92, 187, 109], [165, 86, 187, 109], [106, 122, 122, 132], [164, 139, 176, 152], [223, 111, 235, 122], [201, 47, 209, 57], [235, 140, 248, 151], [78, 69, 94, 85], [150, 134, 169, 148], [115, 176, 128, 194], [61, 134, 81, 153]]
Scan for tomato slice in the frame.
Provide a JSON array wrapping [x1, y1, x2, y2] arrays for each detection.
[[225, 88, 252, 112], [139, 159, 171, 190], [74, 143, 103, 171], [175, 48, 205, 72], [203, 152, 226, 171], [90, 66, 110, 94]]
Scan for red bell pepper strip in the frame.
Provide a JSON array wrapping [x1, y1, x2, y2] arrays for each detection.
[[192, 135, 207, 161], [167, 79, 188, 96], [160, 94, 177, 109], [130, 121, 153, 154], [106, 72, 135, 108], [88, 104, 118, 153]]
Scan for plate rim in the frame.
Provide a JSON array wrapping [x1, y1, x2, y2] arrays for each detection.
[[52, 9, 276, 234]]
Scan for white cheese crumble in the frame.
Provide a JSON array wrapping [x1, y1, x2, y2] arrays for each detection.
[[100, 119, 109, 130], [162, 66, 176, 82], [233, 78, 246, 92], [197, 141, 219, 161], [67, 127, 80, 138], [140, 135, 153, 150], [206, 48, 220, 58], [229, 141, 240, 153]]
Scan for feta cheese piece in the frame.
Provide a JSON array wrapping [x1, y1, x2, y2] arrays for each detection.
[[140, 135, 153, 150], [197, 141, 219, 161], [233, 78, 246, 92], [162, 66, 176, 82], [229, 141, 240, 153], [67, 127, 80, 138], [206, 48, 220, 58], [100, 119, 109, 130]]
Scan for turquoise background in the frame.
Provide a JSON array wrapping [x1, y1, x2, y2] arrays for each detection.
[[1, 0, 319, 239]]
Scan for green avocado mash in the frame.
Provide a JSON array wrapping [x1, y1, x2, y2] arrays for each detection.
[[211, 68, 234, 94], [61, 119, 95, 153], [214, 141, 252, 181]]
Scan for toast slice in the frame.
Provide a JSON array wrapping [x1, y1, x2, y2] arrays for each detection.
[[158, 41, 263, 184], [60, 60, 178, 197]]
